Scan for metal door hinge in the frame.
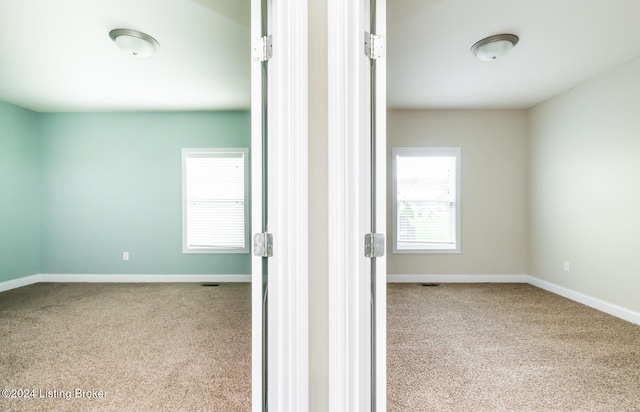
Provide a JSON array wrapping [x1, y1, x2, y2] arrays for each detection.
[[253, 233, 273, 257], [364, 233, 385, 258], [364, 32, 385, 60], [253, 35, 273, 61]]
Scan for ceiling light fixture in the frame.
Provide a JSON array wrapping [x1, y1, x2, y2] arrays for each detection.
[[471, 34, 519, 61], [109, 29, 160, 58]]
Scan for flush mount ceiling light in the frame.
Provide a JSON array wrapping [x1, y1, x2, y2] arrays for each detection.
[[109, 28, 159, 58], [471, 34, 519, 61]]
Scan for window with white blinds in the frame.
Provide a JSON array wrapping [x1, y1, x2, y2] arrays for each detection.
[[182, 148, 249, 254], [392, 147, 460, 253]]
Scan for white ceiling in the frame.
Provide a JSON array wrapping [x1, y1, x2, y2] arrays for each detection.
[[0, 0, 250, 112], [2, 1, 640, 112], [388, 0, 640, 109]]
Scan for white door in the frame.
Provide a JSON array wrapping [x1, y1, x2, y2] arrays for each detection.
[[250, 0, 308, 411]]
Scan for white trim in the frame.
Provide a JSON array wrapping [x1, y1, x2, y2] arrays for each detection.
[[328, 0, 368, 409], [0, 274, 251, 292], [328, 0, 387, 409], [387, 274, 529, 283], [0, 275, 41, 292], [39, 274, 251, 283], [251, 0, 309, 409], [528, 276, 640, 326], [269, 0, 309, 408], [386, 274, 640, 327]]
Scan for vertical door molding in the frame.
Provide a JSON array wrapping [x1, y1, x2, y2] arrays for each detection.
[[251, 0, 309, 410], [269, 0, 309, 410], [327, 0, 365, 409], [328, 0, 386, 412], [327, 0, 387, 410]]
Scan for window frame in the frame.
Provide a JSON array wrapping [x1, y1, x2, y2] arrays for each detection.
[[392, 146, 461, 254], [182, 147, 250, 254]]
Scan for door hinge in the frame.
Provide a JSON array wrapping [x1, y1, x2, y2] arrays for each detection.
[[252, 35, 273, 62], [253, 233, 273, 257], [364, 233, 385, 258], [364, 32, 385, 60]]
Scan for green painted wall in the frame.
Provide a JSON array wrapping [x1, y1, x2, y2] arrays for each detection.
[[38, 111, 251, 275], [0, 101, 40, 282]]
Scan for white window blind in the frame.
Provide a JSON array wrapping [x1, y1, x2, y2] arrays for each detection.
[[182, 148, 248, 253], [393, 147, 460, 253]]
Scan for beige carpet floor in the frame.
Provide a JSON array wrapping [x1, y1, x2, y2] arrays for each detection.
[[0, 282, 251, 412], [3, 282, 640, 411], [388, 283, 640, 411]]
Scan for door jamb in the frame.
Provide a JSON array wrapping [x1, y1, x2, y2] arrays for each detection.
[[251, 0, 309, 411], [327, 0, 387, 410]]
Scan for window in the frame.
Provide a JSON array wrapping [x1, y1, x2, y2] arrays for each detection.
[[392, 147, 460, 253], [182, 148, 249, 254]]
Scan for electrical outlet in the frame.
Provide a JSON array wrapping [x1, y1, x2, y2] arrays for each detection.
[[123, 252, 129, 261], [563, 261, 570, 272]]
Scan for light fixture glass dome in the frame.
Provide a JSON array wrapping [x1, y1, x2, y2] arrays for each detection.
[[471, 34, 519, 61], [109, 29, 159, 58]]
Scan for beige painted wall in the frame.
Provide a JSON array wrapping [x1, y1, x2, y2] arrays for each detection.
[[308, 0, 328, 409], [529, 57, 640, 313], [387, 109, 529, 276]]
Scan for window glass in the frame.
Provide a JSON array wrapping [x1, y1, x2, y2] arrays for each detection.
[[393, 147, 460, 253]]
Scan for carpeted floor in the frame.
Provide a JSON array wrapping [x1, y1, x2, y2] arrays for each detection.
[[3, 282, 640, 411], [0, 282, 251, 412], [388, 283, 640, 411]]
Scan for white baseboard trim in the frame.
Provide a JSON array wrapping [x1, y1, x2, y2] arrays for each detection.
[[527, 276, 640, 326], [387, 273, 640, 326], [0, 274, 251, 292], [0, 275, 41, 293], [387, 274, 529, 283], [40, 274, 251, 283]]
